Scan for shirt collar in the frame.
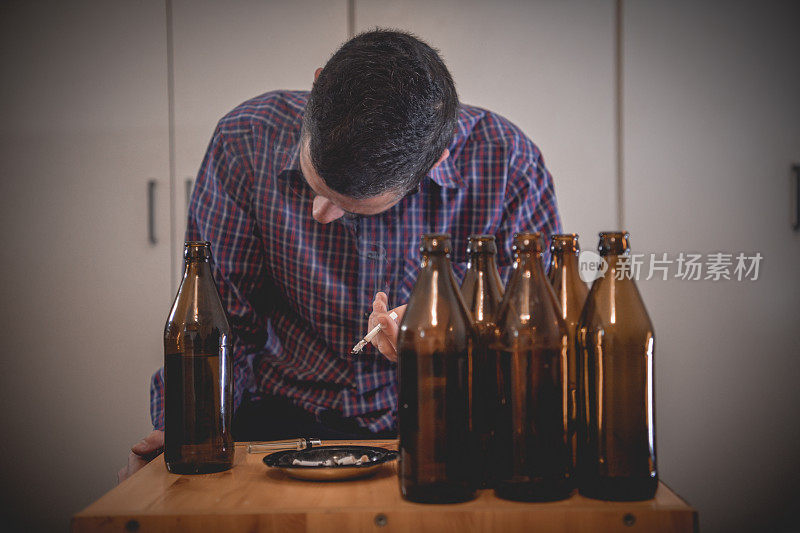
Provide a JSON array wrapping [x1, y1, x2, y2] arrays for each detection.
[[277, 141, 302, 175], [428, 152, 465, 189], [277, 138, 466, 189]]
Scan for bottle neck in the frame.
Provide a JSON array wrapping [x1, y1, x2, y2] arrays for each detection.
[[422, 251, 450, 269], [183, 258, 212, 279], [515, 250, 544, 274], [468, 252, 499, 273], [552, 250, 581, 274]]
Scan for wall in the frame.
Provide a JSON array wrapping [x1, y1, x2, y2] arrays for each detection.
[[0, 2, 171, 532], [0, 1, 797, 532], [623, 1, 800, 531]]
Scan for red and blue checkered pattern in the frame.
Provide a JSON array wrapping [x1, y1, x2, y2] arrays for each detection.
[[150, 90, 561, 433]]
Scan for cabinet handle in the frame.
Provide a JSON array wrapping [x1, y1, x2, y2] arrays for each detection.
[[148, 180, 157, 245], [185, 178, 194, 208], [793, 165, 800, 232]]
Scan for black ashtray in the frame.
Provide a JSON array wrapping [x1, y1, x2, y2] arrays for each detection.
[[262, 445, 398, 481]]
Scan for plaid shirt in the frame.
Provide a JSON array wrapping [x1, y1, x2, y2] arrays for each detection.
[[150, 90, 561, 433]]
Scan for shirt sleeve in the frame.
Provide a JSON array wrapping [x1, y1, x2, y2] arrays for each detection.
[[149, 125, 271, 430], [494, 137, 563, 282], [150, 367, 165, 430]]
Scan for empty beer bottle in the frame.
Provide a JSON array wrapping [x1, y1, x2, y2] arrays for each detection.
[[577, 232, 657, 500], [548, 234, 589, 485], [398, 234, 476, 503], [493, 232, 571, 502], [460, 234, 505, 489], [164, 241, 234, 474]]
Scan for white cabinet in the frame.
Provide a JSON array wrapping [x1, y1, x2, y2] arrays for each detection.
[[170, 0, 349, 285], [0, 1, 171, 530], [0, 1, 349, 529], [623, 2, 800, 531], [356, 0, 617, 243]]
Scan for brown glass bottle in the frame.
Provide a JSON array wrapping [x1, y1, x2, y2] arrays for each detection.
[[492, 232, 571, 502], [577, 232, 657, 500], [164, 241, 234, 474], [460, 234, 504, 489], [548, 234, 589, 485], [398, 234, 476, 503]]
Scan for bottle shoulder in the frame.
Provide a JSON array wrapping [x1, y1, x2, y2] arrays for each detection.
[[578, 276, 654, 336], [460, 269, 504, 323], [551, 268, 589, 324], [399, 265, 475, 350], [164, 274, 231, 337], [494, 272, 567, 348]]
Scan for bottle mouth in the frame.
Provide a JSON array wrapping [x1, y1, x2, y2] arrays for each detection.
[[184, 241, 212, 260], [513, 232, 543, 254], [420, 233, 452, 254], [598, 231, 630, 255], [550, 233, 580, 254], [466, 234, 497, 254]]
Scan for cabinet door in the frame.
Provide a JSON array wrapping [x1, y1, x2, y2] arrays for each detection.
[[171, 0, 349, 285], [0, 1, 170, 530], [623, 2, 800, 532], [356, 0, 617, 246]]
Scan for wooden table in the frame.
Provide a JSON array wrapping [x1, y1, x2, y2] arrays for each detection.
[[73, 441, 697, 532]]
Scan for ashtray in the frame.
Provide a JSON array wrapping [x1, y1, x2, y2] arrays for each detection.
[[262, 445, 398, 481]]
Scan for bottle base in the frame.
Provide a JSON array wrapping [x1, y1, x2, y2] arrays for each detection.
[[166, 461, 233, 475], [401, 482, 476, 504], [579, 475, 658, 501], [494, 479, 572, 502]]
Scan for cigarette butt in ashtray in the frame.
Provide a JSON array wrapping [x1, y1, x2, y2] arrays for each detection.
[[350, 310, 398, 355]]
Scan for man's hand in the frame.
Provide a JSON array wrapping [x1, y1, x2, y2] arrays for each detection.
[[117, 430, 164, 484], [368, 292, 406, 362]]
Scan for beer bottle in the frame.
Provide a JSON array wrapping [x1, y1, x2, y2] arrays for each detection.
[[548, 234, 589, 484], [398, 234, 476, 503], [460, 234, 504, 488], [164, 241, 234, 474], [577, 231, 657, 500], [493, 232, 571, 502]]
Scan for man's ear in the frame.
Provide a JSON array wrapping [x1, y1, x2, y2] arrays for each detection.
[[314, 67, 323, 82], [432, 148, 450, 169]]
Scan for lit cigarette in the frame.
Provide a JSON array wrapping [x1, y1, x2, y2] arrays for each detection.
[[351, 311, 398, 355]]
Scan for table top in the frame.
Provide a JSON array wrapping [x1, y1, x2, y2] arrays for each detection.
[[72, 440, 696, 532]]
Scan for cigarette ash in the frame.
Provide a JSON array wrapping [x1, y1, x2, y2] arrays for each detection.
[[292, 454, 372, 467]]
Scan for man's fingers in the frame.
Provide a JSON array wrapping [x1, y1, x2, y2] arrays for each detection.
[[117, 466, 128, 485], [120, 430, 165, 485], [118, 451, 147, 484], [377, 304, 405, 340], [131, 430, 165, 456], [128, 450, 147, 471], [376, 331, 398, 362], [375, 328, 396, 352], [393, 304, 407, 324], [377, 314, 398, 339], [372, 292, 389, 313], [368, 306, 402, 361], [366, 294, 406, 361]]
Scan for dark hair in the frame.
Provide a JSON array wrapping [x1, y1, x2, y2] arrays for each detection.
[[303, 29, 459, 199]]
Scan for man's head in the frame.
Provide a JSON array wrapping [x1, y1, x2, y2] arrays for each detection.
[[301, 29, 459, 223]]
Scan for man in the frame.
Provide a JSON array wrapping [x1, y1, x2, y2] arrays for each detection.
[[118, 29, 561, 482]]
